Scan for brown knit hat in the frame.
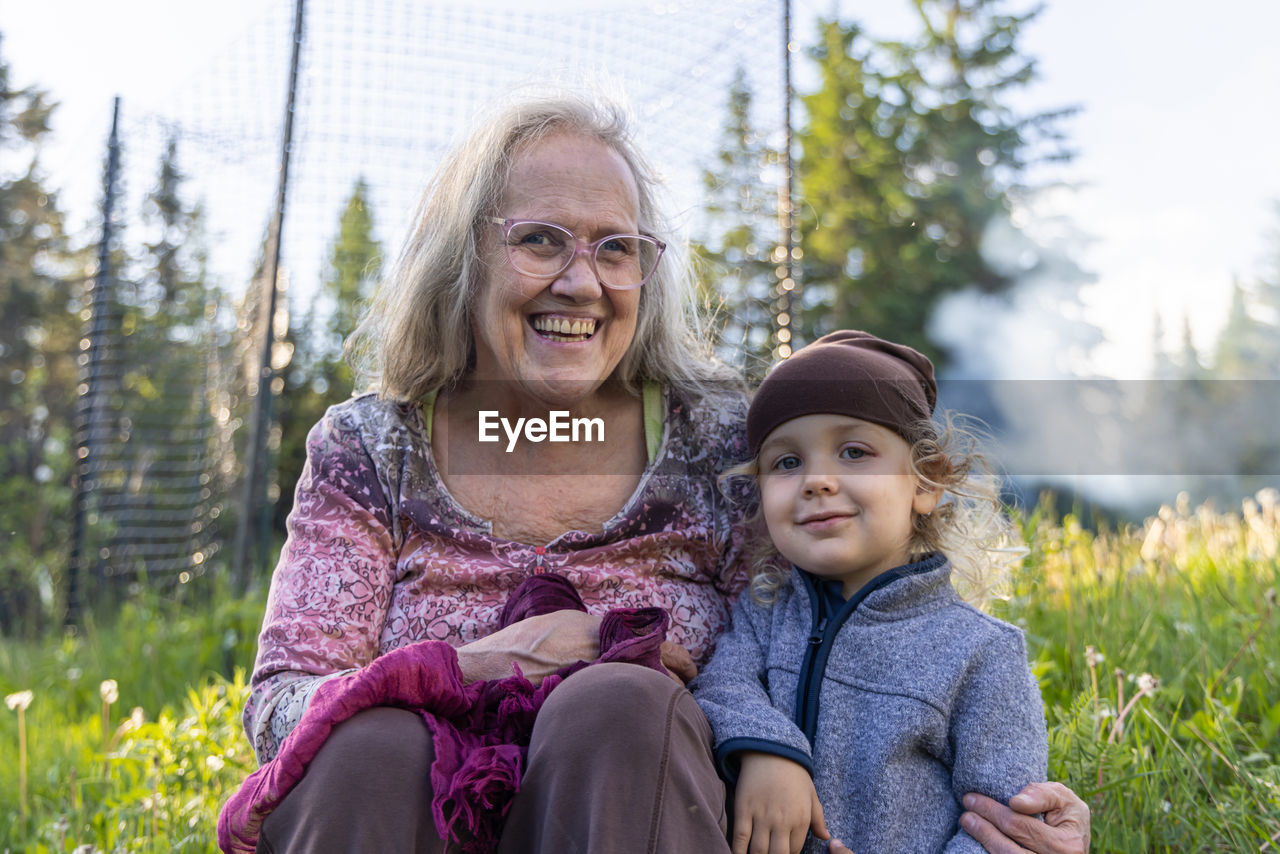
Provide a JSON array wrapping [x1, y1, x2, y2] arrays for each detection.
[[747, 330, 938, 456]]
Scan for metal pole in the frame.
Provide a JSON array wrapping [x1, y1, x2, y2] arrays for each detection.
[[68, 96, 122, 626], [776, 0, 796, 360], [232, 0, 306, 592]]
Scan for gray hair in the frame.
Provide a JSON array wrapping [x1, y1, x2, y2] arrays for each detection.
[[347, 90, 741, 402]]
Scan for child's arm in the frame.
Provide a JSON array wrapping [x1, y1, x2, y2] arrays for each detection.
[[691, 593, 825, 853], [690, 592, 814, 783], [732, 752, 832, 854], [945, 627, 1049, 854]]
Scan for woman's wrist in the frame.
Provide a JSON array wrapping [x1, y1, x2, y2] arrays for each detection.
[[455, 645, 502, 684]]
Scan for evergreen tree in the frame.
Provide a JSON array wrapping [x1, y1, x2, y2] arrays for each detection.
[[274, 179, 381, 531], [1174, 315, 1205, 380], [692, 68, 781, 382], [319, 177, 380, 397], [796, 2, 1073, 368], [1204, 210, 1280, 496], [107, 137, 220, 581], [0, 46, 83, 634], [1149, 310, 1176, 379], [1215, 276, 1280, 378]]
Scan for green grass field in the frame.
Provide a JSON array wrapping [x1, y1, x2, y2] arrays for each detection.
[[3, 494, 1278, 853]]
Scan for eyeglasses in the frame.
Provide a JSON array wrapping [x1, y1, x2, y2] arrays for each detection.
[[486, 217, 665, 290]]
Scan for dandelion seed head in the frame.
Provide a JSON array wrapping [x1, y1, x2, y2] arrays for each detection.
[[66, 667, 82, 682], [205, 754, 226, 772], [99, 679, 119, 704], [5, 689, 33, 711], [1084, 645, 1103, 667], [1137, 672, 1159, 693], [131, 707, 145, 728]]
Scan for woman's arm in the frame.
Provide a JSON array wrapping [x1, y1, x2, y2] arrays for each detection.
[[960, 783, 1091, 854], [454, 609, 601, 683], [245, 409, 401, 762]]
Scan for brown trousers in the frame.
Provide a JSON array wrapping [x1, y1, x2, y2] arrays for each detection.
[[257, 662, 731, 853]]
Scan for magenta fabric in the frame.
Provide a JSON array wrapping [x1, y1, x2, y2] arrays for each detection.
[[218, 574, 669, 854]]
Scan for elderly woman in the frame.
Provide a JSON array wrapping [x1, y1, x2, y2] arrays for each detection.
[[243, 93, 1090, 854]]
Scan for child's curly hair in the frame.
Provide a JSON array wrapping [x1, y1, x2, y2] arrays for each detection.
[[722, 410, 1025, 610]]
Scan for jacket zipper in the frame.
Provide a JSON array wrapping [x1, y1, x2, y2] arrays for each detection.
[[791, 561, 937, 744], [793, 584, 829, 739]]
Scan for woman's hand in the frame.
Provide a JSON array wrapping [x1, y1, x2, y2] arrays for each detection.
[[660, 640, 698, 684], [960, 782, 1090, 854], [732, 752, 830, 854], [456, 609, 602, 684]]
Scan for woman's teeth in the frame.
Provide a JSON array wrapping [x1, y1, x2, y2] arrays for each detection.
[[531, 316, 596, 341]]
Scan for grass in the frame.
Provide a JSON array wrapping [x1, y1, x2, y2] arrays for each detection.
[[999, 491, 1280, 851], [0, 579, 265, 853], [2, 494, 1279, 852]]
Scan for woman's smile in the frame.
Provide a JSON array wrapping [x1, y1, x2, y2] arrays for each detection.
[[470, 130, 642, 408], [528, 313, 599, 343]]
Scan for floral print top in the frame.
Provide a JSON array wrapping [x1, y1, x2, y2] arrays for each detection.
[[244, 388, 753, 763]]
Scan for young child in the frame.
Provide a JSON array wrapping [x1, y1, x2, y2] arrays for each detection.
[[692, 330, 1047, 854]]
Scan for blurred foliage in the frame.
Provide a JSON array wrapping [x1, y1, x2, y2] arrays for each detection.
[[0, 44, 85, 637], [273, 178, 381, 533], [86, 137, 228, 597], [1213, 214, 1280, 379], [692, 67, 783, 384], [795, 0, 1076, 368], [0, 574, 265, 852], [1146, 204, 1280, 503]]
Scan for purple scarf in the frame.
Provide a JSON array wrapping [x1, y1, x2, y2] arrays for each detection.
[[217, 574, 668, 853]]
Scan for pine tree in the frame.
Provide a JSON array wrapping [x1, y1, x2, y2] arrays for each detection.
[[319, 177, 380, 397], [1215, 213, 1280, 378], [796, 2, 1074, 368], [274, 179, 381, 531], [106, 137, 221, 581], [1149, 310, 1176, 379], [692, 68, 781, 382], [0, 46, 83, 633], [1205, 211, 1280, 496]]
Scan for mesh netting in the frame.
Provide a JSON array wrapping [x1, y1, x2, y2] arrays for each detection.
[[77, 0, 787, 585]]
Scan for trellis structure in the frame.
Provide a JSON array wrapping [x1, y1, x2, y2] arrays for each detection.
[[69, 0, 796, 598]]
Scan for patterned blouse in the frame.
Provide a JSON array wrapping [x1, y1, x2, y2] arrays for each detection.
[[244, 388, 753, 763]]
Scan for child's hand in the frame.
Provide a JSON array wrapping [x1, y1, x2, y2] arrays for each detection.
[[732, 752, 830, 854]]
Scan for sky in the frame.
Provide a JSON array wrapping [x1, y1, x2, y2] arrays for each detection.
[[3, 0, 1280, 381]]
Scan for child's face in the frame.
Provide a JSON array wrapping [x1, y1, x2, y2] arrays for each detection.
[[757, 413, 941, 598]]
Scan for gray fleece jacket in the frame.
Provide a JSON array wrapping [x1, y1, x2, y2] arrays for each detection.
[[691, 553, 1047, 854]]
